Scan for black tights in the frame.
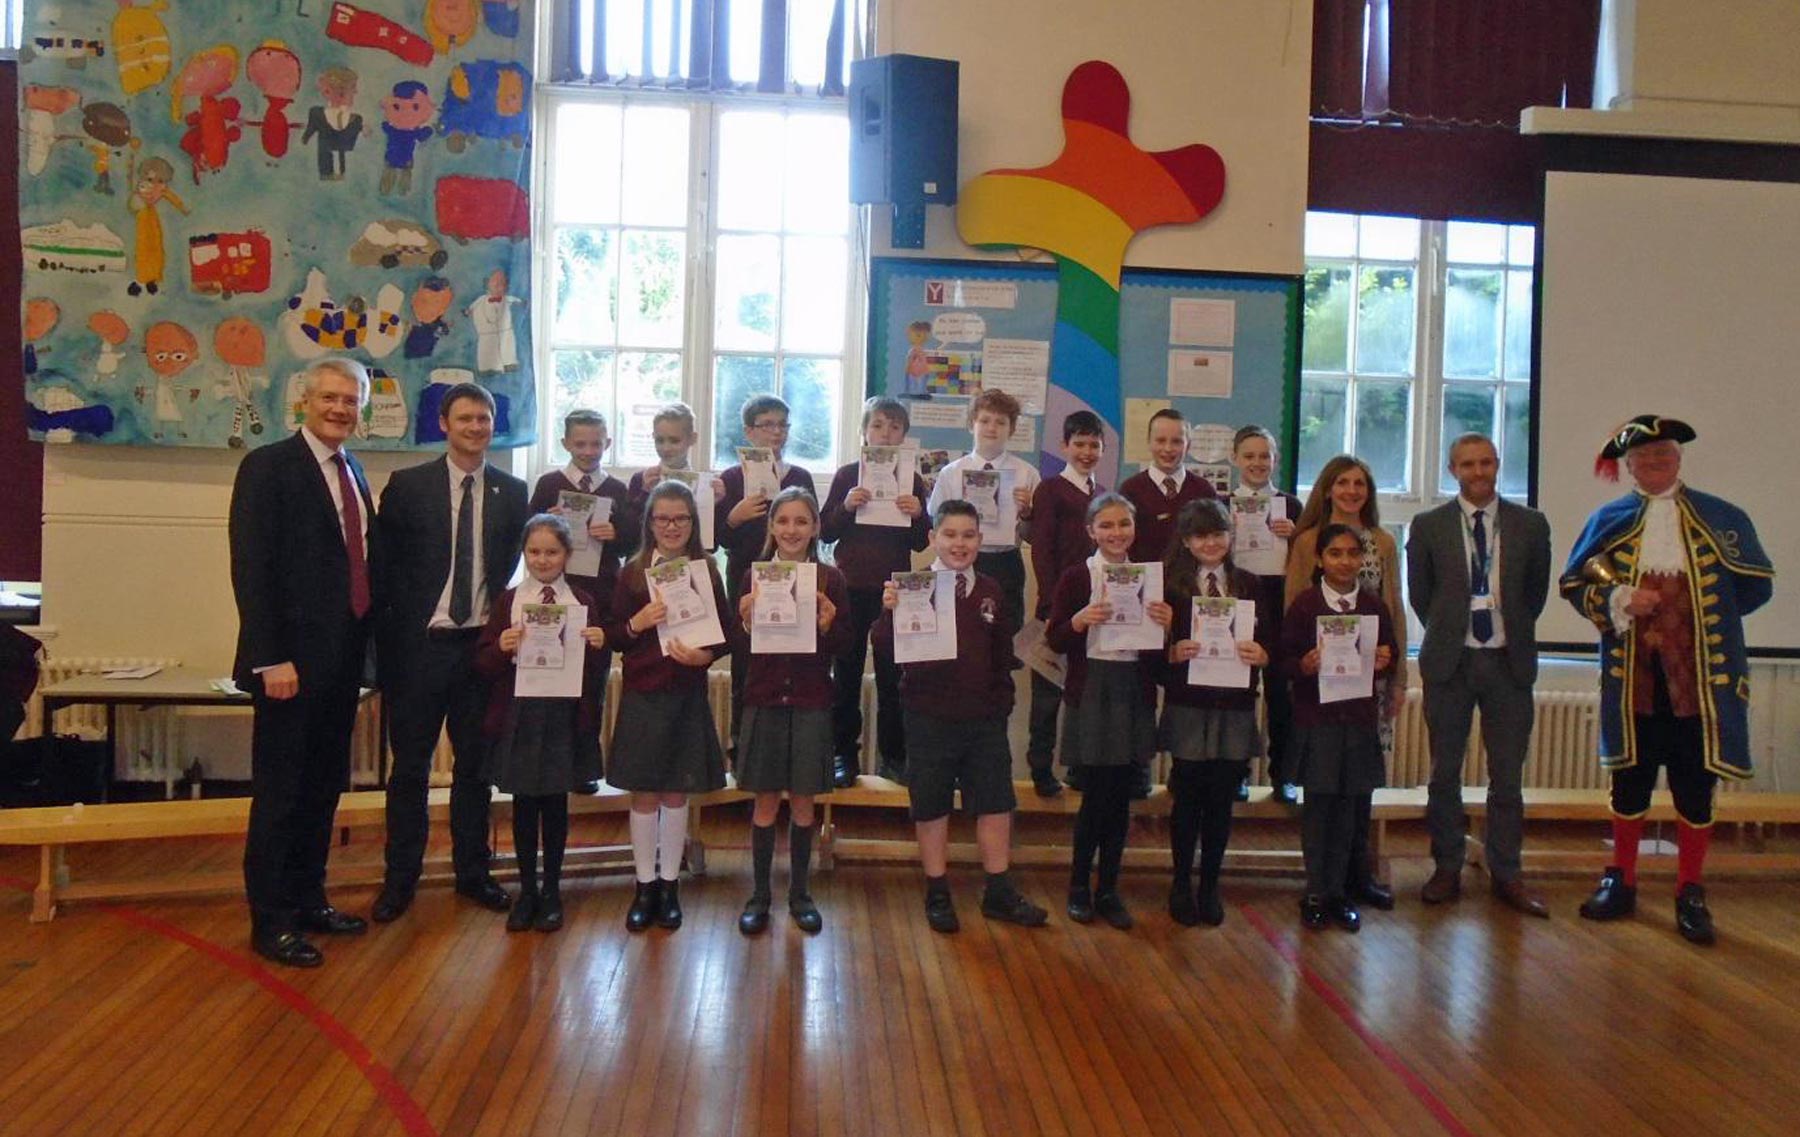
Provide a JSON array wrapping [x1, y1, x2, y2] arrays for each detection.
[[1169, 759, 1247, 894], [512, 793, 570, 895], [1071, 764, 1137, 895]]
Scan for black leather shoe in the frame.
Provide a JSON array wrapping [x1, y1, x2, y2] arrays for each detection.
[[739, 893, 771, 936], [982, 885, 1049, 927], [506, 891, 538, 933], [1235, 778, 1251, 803], [626, 881, 660, 933], [874, 761, 907, 785], [789, 892, 823, 934], [1168, 884, 1200, 927], [253, 930, 323, 968], [1068, 886, 1096, 924], [371, 887, 413, 924], [657, 879, 683, 929], [296, 906, 368, 936], [1094, 892, 1134, 930], [832, 754, 859, 789], [1675, 883, 1715, 945], [1579, 867, 1637, 921], [1300, 894, 1330, 929], [1063, 766, 1087, 794], [925, 889, 960, 934], [456, 877, 511, 912], [1196, 887, 1225, 927], [1129, 765, 1152, 801], [534, 890, 564, 933], [1032, 768, 1064, 798], [1350, 879, 1395, 911], [1331, 899, 1362, 933], [578, 780, 602, 795], [1273, 782, 1300, 807]]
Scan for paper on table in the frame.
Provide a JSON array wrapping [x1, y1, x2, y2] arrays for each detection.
[[1089, 561, 1166, 654], [1231, 494, 1287, 576], [751, 561, 817, 654], [1169, 297, 1236, 347], [858, 446, 916, 528], [1188, 597, 1254, 688], [516, 603, 587, 698], [980, 338, 1049, 414], [650, 559, 726, 655], [102, 665, 162, 679], [738, 447, 781, 500], [1168, 349, 1234, 398], [960, 467, 1018, 547], [657, 470, 716, 549], [1015, 617, 1066, 687], [892, 570, 958, 663], [1317, 614, 1376, 704]]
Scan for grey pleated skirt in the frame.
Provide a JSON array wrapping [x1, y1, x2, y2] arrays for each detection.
[[606, 687, 727, 793], [1158, 704, 1263, 764], [1060, 659, 1156, 768], [734, 705, 835, 795]]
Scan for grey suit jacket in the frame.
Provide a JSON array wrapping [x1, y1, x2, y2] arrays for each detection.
[[1406, 497, 1551, 686]]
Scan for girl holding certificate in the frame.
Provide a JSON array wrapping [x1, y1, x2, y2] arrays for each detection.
[[475, 515, 608, 934], [1044, 493, 1173, 930], [732, 488, 852, 935], [606, 481, 733, 933], [1279, 523, 1397, 934], [1160, 500, 1274, 927]]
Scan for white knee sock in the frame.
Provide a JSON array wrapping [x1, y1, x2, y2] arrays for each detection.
[[656, 804, 689, 882], [629, 810, 658, 884]]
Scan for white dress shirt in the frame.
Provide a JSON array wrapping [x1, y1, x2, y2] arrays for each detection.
[[927, 557, 977, 597], [299, 426, 366, 544], [429, 459, 488, 629], [925, 449, 1041, 552]]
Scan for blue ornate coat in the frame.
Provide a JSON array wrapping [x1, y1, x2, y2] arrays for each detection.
[[1560, 487, 1774, 778]]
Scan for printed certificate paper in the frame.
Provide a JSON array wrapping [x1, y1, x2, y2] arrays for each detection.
[[1231, 494, 1287, 576], [892, 570, 957, 663], [751, 561, 818, 655], [960, 467, 1018, 546], [1188, 597, 1255, 688], [1090, 562, 1165, 654], [516, 603, 587, 699], [1317, 614, 1376, 704], [738, 447, 781, 499], [858, 446, 916, 528], [558, 490, 613, 577], [649, 558, 726, 656]]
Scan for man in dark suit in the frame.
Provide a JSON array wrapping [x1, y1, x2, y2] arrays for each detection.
[[301, 67, 363, 181], [372, 381, 529, 922], [230, 358, 381, 967], [1407, 433, 1552, 916]]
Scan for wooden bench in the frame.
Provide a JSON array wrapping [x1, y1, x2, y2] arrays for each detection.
[[2, 784, 750, 922]]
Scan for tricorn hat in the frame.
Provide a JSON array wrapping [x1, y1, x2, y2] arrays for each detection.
[[1594, 414, 1696, 481]]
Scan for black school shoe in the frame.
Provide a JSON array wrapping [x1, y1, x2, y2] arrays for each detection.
[[1068, 886, 1096, 924], [506, 891, 538, 933], [1032, 768, 1064, 798], [626, 881, 661, 933], [925, 889, 960, 934], [739, 893, 772, 936], [1129, 765, 1152, 800], [1579, 867, 1637, 921], [534, 890, 564, 933], [657, 879, 684, 929], [981, 881, 1049, 927], [1300, 894, 1330, 930], [1168, 883, 1201, 927], [253, 930, 323, 969], [1234, 778, 1251, 803], [1349, 877, 1395, 911], [789, 891, 823, 934], [832, 754, 859, 789], [1675, 883, 1715, 945], [1331, 898, 1361, 933], [1094, 892, 1134, 931], [1273, 782, 1301, 807], [1196, 887, 1226, 927]]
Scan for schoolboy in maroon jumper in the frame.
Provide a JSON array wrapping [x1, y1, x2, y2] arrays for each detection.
[[874, 499, 1050, 934], [1118, 408, 1218, 564], [821, 396, 930, 786], [1026, 410, 1106, 798], [1230, 424, 1302, 804], [1279, 523, 1397, 934], [625, 401, 710, 534]]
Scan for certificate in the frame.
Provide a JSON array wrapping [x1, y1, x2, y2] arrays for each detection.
[[960, 467, 1018, 546], [738, 446, 781, 500], [751, 561, 817, 655], [1317, 614, 1376, 704], [1015, 617, 1067, 687], [649, 558, 726, 655], [515, 603, 586, 698], [658, 470, 716, 548], [557, 489, 609, 577], [892, 570, 957, 663], [1231, 494, 1286, 576], [1089, 561, 1165, 654], [1187, 597, 1254, 688], [857, 445, 916, 528]]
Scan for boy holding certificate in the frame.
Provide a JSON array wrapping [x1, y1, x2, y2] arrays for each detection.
[[924, 390, 1039, 629], [873, 499, 1049, 935]]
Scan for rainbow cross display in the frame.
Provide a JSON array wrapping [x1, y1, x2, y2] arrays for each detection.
[[957, 61, 1226, 481]]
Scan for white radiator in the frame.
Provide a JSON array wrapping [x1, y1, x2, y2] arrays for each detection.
[[1387, 687, 1607, 790]]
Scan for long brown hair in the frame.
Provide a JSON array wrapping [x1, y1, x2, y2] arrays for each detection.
[[757, 486, 821, 562], [630, 480, 707, 570], [1164, 499, 1242, 608], [1293, 453, 1380, 534]]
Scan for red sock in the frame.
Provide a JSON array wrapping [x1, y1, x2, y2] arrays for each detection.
[[1676, 821, 1711, 888], [1612, 816, 1645, 886]]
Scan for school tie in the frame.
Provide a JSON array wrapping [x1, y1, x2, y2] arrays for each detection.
[[1162, 476, 1177, 498], [1471, 508, 1494, 643], [541, 585, 557, 604], [1338, 597, 1352, 613], [1206, 572, 1221, 598], [331, 453, 370, 619], [450, 474, 475, 625], [578, 473, 592, 492], [1084, 477, 1094, 495], [955, 573, 969, 600], [982, 461, 995, 471]]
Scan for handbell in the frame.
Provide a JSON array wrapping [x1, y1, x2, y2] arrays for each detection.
[[1580, 555, 1622, 586]]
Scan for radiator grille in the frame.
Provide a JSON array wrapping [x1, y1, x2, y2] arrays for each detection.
[[1387, 687, 1607, 789]]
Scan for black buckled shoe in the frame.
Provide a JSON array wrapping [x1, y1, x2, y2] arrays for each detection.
[[253, 930, 323, 969], [1300, 894, 1329, 930], [832, 754, 859, 789], [534, 890, 564, 933], [1579, 867, 1637, 921], [739, 893, 771, 936], [656, 879, 683, 929], [370, 887, 413, 924], [789, 892, 823, 934], [626, 881, 661, 933], [1168, 883, 1200, 927], [1350, 878, 1395, 911], [925, 889, 960, 934], [1675, 883, 1715, 945], [1094, 892, 1134, 931], [1332, 898, 1362, 933], [1069, 886, 1096, 925], [1196, 887, 1226, 927], [506, 891, 538, 933], [456, 876, 511, 912], [296, 906, 368, 936], [981, 883, 1048, 927], [1032, 768, 1064, 798]]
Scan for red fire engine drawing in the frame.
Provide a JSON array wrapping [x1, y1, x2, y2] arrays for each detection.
[[325, 3, 435, 68], [188, 229, 273, 297]]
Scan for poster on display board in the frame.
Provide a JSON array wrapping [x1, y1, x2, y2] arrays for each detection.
[[17, 0, 536, 451], [867, 257, 1299, 490]]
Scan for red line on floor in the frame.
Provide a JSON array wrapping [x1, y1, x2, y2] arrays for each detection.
[[1240, 902, 1477, 1137], [1, 875, 438, 1137]]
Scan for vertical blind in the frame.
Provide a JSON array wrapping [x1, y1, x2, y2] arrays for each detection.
[[548, 0, 849, 95]]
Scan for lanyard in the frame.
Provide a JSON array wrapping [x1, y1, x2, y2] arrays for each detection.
[[1461, 509, 1493, 594]]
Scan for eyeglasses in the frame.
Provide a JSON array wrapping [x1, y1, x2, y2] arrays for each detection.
[[651, 514, 694, 527], [751, 418, 790, 431]]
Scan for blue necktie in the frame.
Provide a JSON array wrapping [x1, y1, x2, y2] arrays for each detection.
[[1471, 510, 1493, 643]]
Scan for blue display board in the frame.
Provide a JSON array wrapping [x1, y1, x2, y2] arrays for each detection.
[[868, 256, 1299, 489]]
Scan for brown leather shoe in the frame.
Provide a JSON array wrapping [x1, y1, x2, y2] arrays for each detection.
[[1420, 867, 1462, 905], [1492, 878, 1550, 918]]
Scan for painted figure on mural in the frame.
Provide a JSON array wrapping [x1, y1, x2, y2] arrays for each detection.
[[127, 155, 189, 296], [88, 311, 132, 382], [379, 80, 436, 196], [247, 42, 303, 162], [173, 45, 244, 183], [466, 268, 521, 374], [215, 318, 270, 449], [404, 276, 454, 360], [80, 102, 136, 194], [142, 320, 199, 440], [302, 67, 363, 182]]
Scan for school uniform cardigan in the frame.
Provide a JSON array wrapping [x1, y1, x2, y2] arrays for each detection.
[[716, 462, 816, 596], [1277, 585, 1396, 728], [732, 563, 855, 709], [1283, 521, 1408, 698], [473, 582, 607, 740], [872, 571, 1020, 721], [1028, 474, 1100, 620], [529, 469, 638, 587], [819, 462, 930, 589], [605, 558, 733, 694], [1161, 564, 1277, 711], [1043, 563, 1161, 708], [1118, 468, 1218, 564]]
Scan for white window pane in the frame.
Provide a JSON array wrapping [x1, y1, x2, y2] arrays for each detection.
[[1296, 376, 1349, 489], [784, 115, 849, 234], [1302, 265, 1352, 372], [1508, 224, 1535, 266], [617, 350, 683, 409], [1305, 211, 1357, 258], [718, 111, 785, 231], [1439, 383, 1498, 495], [552, 228, 618, 344], [553, 104, 621, 224], [1358, 215, 1420, 262], [715, 233, 781, 351], [712, 355, 778, 467], [1500, 385, 1531, 497], [1355, 267, 1416, 375], [728, 0, 763, 85], [781, 236, 847, 353], [621, 105, 690, 226], [553, 350, 616, 439], [781, 357, 840, 468], [605, 1, 643, 79], [618, 230, 686, 348], [1504, 270, 1533, 381], [1446, 220, 1506, 265], [788, 0, 834, 89], [1443, 268, 1502, 379], [1353, 379, 1412, 492]]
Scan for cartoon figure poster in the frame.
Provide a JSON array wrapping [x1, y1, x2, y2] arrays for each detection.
[[16, 0, 536, 450]]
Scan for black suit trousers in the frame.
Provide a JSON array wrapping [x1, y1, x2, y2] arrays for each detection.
[[383, 631, 492, 889]]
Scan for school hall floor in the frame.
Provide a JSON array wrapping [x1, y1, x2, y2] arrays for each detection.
[[1, 810, 1798, 1137]]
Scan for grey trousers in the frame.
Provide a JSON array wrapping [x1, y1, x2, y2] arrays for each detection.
[[1424, 648, 1534, 882]]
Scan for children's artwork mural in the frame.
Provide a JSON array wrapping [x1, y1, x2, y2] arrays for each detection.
[[16, 0, 536, 450]]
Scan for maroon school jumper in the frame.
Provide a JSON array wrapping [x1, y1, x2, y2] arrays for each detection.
[[716, 463, 816, 599], [530, 469, 637, 590], [819, 462, 930, 589], [1028, 473, 1099, 621], [605, 559, 733, 694], [1118, 468, 1218, 564], [872, 571, 1019, 721], [1277, 585, 1396, 728], [473, 582, 607, 740], [1161, 565, 1276, 712], [1043, 562, 1162, 707], [733, 563, 855, 708]]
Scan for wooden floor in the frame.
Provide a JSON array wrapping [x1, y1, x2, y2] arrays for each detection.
[[2, 812, 1799, 1137]]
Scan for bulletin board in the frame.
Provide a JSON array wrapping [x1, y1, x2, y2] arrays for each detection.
[[867, 256, 1299, 489]]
